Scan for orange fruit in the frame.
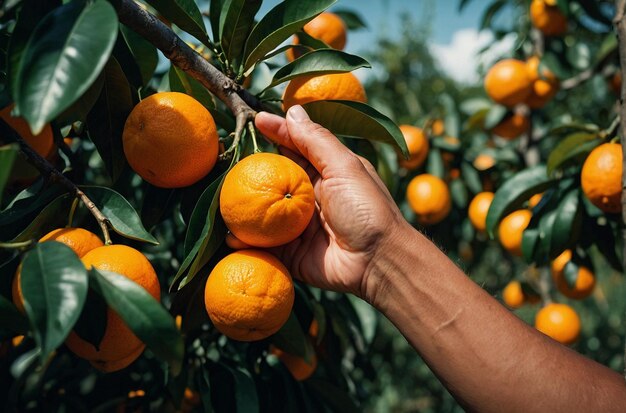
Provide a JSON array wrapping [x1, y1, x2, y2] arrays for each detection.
[[397, 125, 429, 170], [271, 346, 318, 381], [551, 250, 596, 300], [502, 281, 525, 309], [286, 12, 347, 61], [220, 153, 315, 248], [484, 59, 533, 107], [204, 250, 294, 341], [12, 228, 104, 313], [181, 388, 201, 412], [0, 104, 55, 158], [406, 174, 452, 225], [492, 113, 530, 140], [530, 0, 568, 37], [525, 56, 559, 108], [468, 191, 495, 232], [431, 119, 445, 136], [308, 318, 319, 338], [535, 303, 580, 345], [65, 245, 161, 372], [225, 232, 251, 250], [528, 193, 542, 208], [122, 92, 219, 188], [610, 72, 622, 95], [473, 153, 496, 171], [581, 143, 622, 213], [282, 72, 367, 111], [498, 209, 532, 256]]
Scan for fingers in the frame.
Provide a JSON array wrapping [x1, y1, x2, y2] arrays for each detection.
[[357, 155, 395, 203], [284, 105, 360, 177], [254, 112, 299, 154]]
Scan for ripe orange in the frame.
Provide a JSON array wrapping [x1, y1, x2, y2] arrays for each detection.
[[0, 104, 55, 158], [122, 92, 219, 188], [498, 209, 532, 256], [282, 72, 367, 111], [530, 0, 568, 37], [225, 232, 251, 250], [525, 56, 559, 108], [220, 153, 315, 248], [502, 281, 525, 309], [580, 143, 622, 214], [528, 193, 543, 208], [204, 250, 294, 341], [397, 125, 429, 170], [535, 303, 581, 345], [431, 119, 445, 136], [473, 153, 496, 171], [271, 346, 318, 381], [286, 12, 347, 61], [484, 59, 533, 107], [406, 174, 451, 225], [551, 250, 596, 300], [65, 245, 161, 372], [12, 228, 104, 313], [468, 192, 495, 232], [492, 113, 530, 140]]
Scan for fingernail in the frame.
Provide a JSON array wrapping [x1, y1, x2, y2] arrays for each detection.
[[287, 105, 309, 122]]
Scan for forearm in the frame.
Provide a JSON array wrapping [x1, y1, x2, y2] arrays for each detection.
[[364, 223, 626, 412]]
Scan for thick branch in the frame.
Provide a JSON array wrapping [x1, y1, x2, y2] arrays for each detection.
[[0, 119, 112, 245], [116, 0, 269, 119], [613, 0, 626, 381]]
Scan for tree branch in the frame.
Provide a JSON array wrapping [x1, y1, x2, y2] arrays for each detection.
[[0, 119, 112, 245], [612, 0, 626, 381], [115, 0, 277, 158]]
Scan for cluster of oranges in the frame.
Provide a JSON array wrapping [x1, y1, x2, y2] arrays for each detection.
[[12, 228, 160, 372]]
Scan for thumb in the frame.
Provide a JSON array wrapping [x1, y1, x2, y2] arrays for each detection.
[[286, 105, 358, 177]]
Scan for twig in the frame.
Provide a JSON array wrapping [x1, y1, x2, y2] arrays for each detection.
[[115, 0, 277, 159], [0, 118, 112, 245], [612, 0, 626, 381]]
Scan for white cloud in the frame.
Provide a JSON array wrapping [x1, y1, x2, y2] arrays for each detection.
[[431, 29, 516, 84]]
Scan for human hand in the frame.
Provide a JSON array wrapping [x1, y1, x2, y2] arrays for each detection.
[[254, 105, 410, 299]]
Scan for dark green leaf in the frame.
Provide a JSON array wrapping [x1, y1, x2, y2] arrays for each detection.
[[486, 166, 556, 237], [426, 147, 445, 179], [550, 189, 582, 257], [521, 227, 540, 263], [460, 161, 482, 194], [72, 287, 107, 350], [546, 132, 599, 176], [595, 34, 617, 65], [15, 0, 118, 134], [56, 68, 106, 125], [220, 0, 262, 69], [0, 294, 29, 336], [86, 57, 133, 183], [271, 312, 315, 362], [450, 177, 468, 209], [266, 49, 370, 89], [332, 9, 367, 30], [483, 105, 507, 130], [305, 379, 359, 413], [168, 65, 216, 111], [11, 194, 73, 242], [21, 241, 88, 360], [243, 0, 337, 70], [0, 144, 19, 203], [90, 268, 183, 375], [439, 94, 459, 138], [534, 209, 558, 266], [146, 0, 210, 46], [141, 186, 178, 231], [119, 25, 158, 87], [229, 365, 259, 413], [81, 186, 158, 245], [563, 261, 579, 290], [302, 100, 408, 156], [210, 0, 226, 41]]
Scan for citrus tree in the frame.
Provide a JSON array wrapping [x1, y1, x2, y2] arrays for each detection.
[[0, 0, 624, 412]]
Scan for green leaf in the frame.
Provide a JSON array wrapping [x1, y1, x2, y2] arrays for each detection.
[[72, 287, 107, 350], [271, 312, 315, 362], [265, 49, 370, 89], [11, 194, 73, 243], [595, 34, 617, 65], [483, 105, 507, 130], [21, 241, 88, 360], [0, 294, 29, 336], [0, 144, 19, 203], [243, 0, 337, 70], [141, 186, 179, 231], [450, 177, 468, 209], [119, 25, 158, 87], [546, 132, 599, 176], [439, 94, 459, 138], [15, 0, 118, 135], [550, 189, 582, 258], [521, 227, 540, 263], [56, 68, 106, 125], [534, 209, 558, 266], [220, 0, 262, 70], [305, 379, 359, 413], [168, 65, 216, 111], [146, 0, 210, 46], [302, 100, 408, 156], [81, 186, 158, 245], [426, 147, 445, 179], [90, 268, 183, 375], [210, 0, 226, 41], [332, 9, 367, 30], [86, 57, 133, 183], [486, 166, 556, 237], [460, 161, 482, 195], [563, 261, 579, 289]]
